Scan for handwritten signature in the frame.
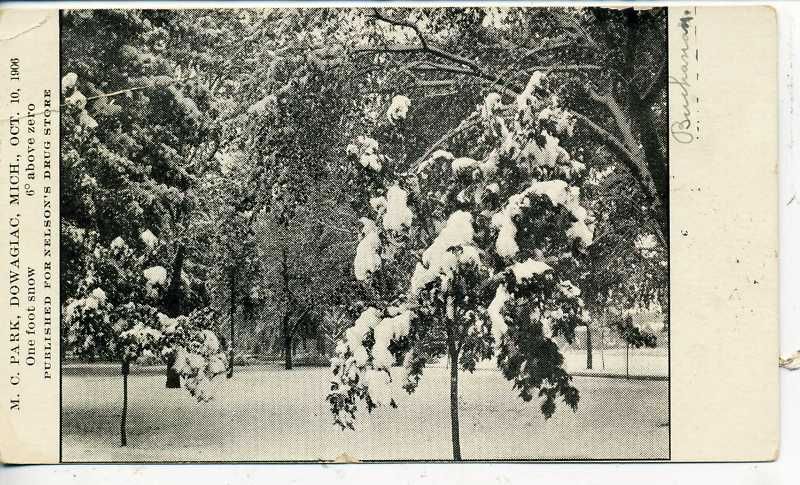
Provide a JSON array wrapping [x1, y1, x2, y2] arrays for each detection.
[[670, 12, 695, 144]]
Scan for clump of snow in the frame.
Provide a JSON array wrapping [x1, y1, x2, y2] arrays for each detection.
[[83, 295, 100, 310], [347, 136, 382, 172], [143, 266, 168, 298], [555, 110, 576, 136], [530, 179, 570, 205], [409, 261, 437, 295], [534, 133, 568, 167], [422, 211, 474, 265], [486, 182, 500, 194], [143, 266, 168, 286], [634, 233, 659, 259], [372, 310, 413, 369], [207, 353, 228, 375], [158, 313, 178, 334], [172, 348, 195, 374], [520, 132, 570, 170], [354, 218, 381, 281], [635, 234, 658, 250], [66, 90, 87, 110], [511, 259, 552, 283], [62, 72, 78, 93], [121, 322, 162, 344], [481, 92, 502, 119], [370, 196, 387, 213], [451, 157, 479, 173], [140, 229, 158, 248], [491, 192, 527, 257], [386, 95, 411, 122], [345, 307, 382, 366], [382, 184, 413, 231], [480, 150, 500, 176], [200, 329, 221, 353], [566, 220, 594, 247], [558, 280, 582, 298], [63, 299, 86, 323], [482, 7, 511, 30], [431, 149, 454, 160], [110, 236, 127, 250], [488, 284, 511, 342], [538, 104, 576, 136], [120, 323, 163, 360], [79, 111, 98, 129], [247, 94, 276, 115], [90, 287, 107, 304], [411, 211, 478, 295], [516, 71, 545, 112], [570, 160, 587, 175]]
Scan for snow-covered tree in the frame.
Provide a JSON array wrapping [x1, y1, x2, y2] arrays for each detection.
[[576, 151, 668, 369], [62, 237, 227, 446], [328, 72, 594, 459], [612, 313, 658, 378], [61, 10, 265, 386]]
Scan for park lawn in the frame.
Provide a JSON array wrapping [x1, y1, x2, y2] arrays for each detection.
[[561, 347, 668, 377], [62, 365, 668, 462]]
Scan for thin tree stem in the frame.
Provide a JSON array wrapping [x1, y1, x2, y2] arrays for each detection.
[[446, 305, 462, 461], [121, 360, 129, 447]]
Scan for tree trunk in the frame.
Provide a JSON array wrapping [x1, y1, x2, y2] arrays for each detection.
[[600, 325, 606, 370], [163, 244, 185, 388], [165, 353, 181, 388], [227, 271, 236, 379], [282, 309, 294, 370], [626, 343, 630, 379], [120, 360, 129, 447], [585, 324, 593, 370], [284, 330, 293, 370], [622, 9, 669, 244], [162, 244, 185, 317], [280, 248, 293, 371], [447, 330, 462, 461]]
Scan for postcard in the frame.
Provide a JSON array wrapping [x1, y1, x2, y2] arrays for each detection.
[[0, 5, 778, 463]]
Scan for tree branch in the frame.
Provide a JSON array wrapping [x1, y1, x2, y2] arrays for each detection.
[[409, 112, 481, 172], [587, 87, 639, 154], [85, 85, 153, 101], [639, 55, 667, 105], [365, 10, 484, 75], [553, 10, 601, 51], [367, 9, 428, 50], [571, 111, 637, 164]]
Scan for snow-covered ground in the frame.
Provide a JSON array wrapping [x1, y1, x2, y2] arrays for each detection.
[[442, 347, 668, 378], [62, 365, 668, 462], [561, 347, 668, 378]]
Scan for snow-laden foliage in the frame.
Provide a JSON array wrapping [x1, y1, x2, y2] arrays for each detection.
[[140, 229, 159, 248], [329, 72, 593, 430], [386, 95, 411, 123], [160, 308, 229, 401], [354, 218, 382, 281], [382, 184, 414, 231], [62, 237, 227, 401], [346, 135, 384, 172]]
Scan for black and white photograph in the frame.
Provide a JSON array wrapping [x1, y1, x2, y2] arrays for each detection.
[[59, 6, 670, 462]]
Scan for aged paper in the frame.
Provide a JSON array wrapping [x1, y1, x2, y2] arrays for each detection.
[[668, 7, 779, 461], [0, 5, 778, 463], [0, 9, 60, 463]]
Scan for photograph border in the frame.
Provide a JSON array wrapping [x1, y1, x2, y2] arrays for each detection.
[[57, 6, 672, 464]]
